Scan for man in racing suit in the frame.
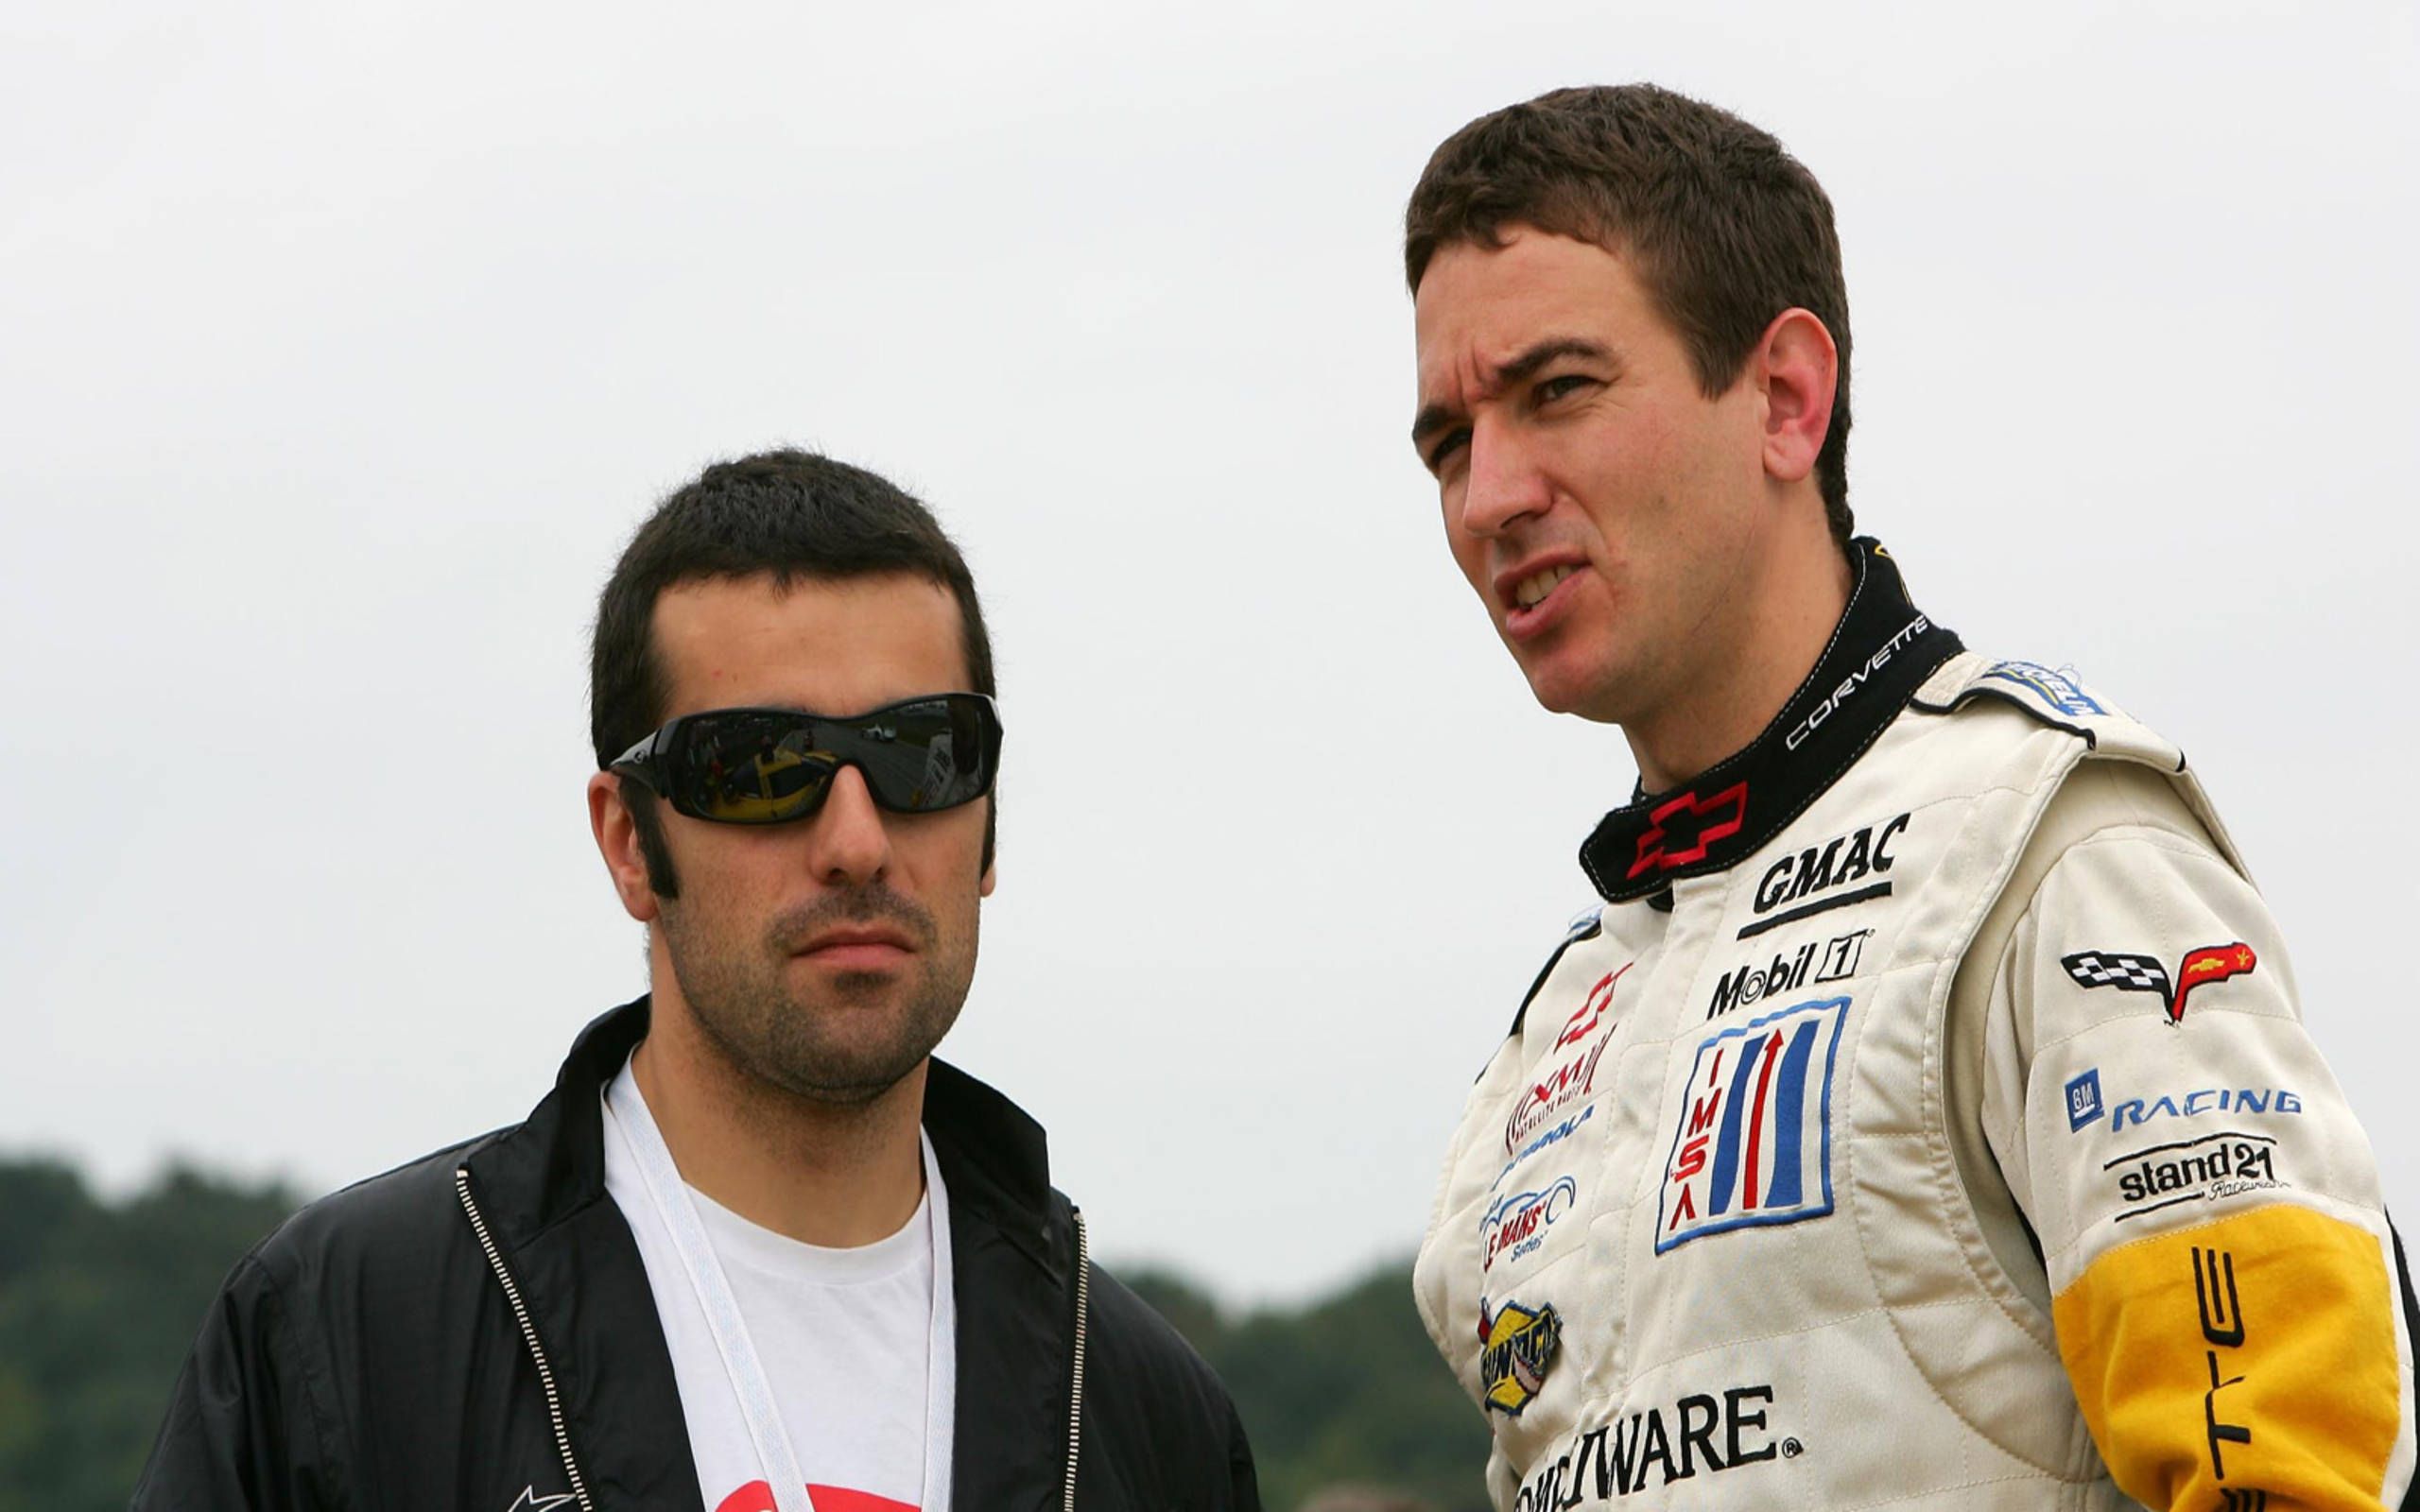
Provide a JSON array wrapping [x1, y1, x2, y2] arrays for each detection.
[[1401, 85, 2416, 1510]]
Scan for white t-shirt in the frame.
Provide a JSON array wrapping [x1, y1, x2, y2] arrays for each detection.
[[601, 1058, 957, 1512]]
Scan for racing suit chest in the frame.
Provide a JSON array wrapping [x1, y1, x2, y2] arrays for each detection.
[[1414, 680, 2169, 1510]]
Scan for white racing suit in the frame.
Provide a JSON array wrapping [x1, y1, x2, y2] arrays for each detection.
[[1414, 540, 2417, 1510]]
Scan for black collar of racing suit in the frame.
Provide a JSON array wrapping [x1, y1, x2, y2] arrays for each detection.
[[1579, 537, 1963, 904]]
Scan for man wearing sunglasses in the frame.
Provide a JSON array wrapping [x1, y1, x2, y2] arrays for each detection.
[[136, 450, 1260, 1511], [1401, 87, 2415, 1511]]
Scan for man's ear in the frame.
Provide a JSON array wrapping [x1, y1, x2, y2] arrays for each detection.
[[588, 771, 663, 923], [1755, 306, 1838, 486]]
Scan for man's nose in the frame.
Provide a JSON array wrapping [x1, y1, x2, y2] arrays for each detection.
[[1458, 417, 1550, 538], [805, 765, 891, 886]]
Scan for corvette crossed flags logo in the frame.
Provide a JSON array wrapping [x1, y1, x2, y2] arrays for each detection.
[[2060, 941, 2257, 1024]]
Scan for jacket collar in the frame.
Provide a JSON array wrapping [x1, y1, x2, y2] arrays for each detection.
[[1579, 538, 1962, 903], [457, 998, 1080, 1507], [469, 996, 1060, 1266]]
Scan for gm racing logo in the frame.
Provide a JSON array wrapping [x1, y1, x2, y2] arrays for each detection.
[[2062, 1067, 2304, 1134], [1480, 1177, 1578, 1274], [1657, 997, 1848, 1252]]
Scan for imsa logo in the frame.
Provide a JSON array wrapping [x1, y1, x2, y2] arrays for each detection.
[[1656, 997, 1850, 1253]]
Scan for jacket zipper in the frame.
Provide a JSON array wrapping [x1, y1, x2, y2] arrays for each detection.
[[457, 1166, 596, 1512], [1063, 1207, 1091, 1512]]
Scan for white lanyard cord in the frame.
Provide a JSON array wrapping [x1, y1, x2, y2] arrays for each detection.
[[606, 1068, 956, 1512]]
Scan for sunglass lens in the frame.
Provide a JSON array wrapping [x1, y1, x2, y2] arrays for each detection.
[[853, 697, 992, 813], [680, 711, 839, 823]]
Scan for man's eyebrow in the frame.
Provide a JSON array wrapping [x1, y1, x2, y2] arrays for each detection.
[[1409, 337, 1615, 449]]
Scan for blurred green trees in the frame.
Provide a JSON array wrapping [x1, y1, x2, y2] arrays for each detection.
[[0, 1158, 298, 1511], [0, 1157, 1486, 1510]]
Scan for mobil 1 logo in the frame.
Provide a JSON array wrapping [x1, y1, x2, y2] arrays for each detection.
[[1707, 929, 1871, 1020]]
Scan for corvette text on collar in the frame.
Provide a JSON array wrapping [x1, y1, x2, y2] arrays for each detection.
[[1512, 1383, 1791, 1509], [1784, 612, 1932, 750]]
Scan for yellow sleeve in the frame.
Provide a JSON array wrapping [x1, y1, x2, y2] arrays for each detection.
[[1988, 801, 2417, 1510]]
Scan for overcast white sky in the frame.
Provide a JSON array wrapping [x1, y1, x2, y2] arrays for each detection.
[[4, 0, 2414, 1307]]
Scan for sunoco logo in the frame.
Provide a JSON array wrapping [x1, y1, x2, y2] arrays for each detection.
[[1480, 1177, 1578, 1273], [1478, 1299, 1563, 1416]]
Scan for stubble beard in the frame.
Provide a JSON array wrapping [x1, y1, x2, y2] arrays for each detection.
[[660, 884, 977, 1108]]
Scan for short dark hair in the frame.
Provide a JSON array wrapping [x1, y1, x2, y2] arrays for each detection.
[[1406, 84, 1855, 545], [590, 449, 997, 895]]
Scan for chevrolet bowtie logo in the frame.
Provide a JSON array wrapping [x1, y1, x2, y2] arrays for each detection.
[[1629, 782, 1750, 880]]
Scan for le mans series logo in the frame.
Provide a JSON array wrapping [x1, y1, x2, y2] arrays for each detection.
[[1657, 996, 1849, 1252], [1478, 1298, 1564, 1416], [1480, 1176, 1579, 1274], [2061, 941, 2256, 1024]]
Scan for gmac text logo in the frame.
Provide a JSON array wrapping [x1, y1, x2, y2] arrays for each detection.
[[1741, 814, 1908, 937]]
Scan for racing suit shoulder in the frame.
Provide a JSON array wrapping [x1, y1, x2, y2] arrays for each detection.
[[1953, 747, 2417, 1510]]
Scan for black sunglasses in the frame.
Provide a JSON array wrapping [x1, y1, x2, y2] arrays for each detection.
[[611, 694, 1003, 825]]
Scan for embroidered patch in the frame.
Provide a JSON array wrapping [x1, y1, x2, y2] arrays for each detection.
[[2066, 1068, 2105, 1130], [1980, 660, 2106, 717], [1629, 782, 1749, 880], [1656, 997, 1850, 1252], [1477, 1298, 1564, 1415], [1479, 1176, 1579, 1274], [2062, 942, 2257, 1024]]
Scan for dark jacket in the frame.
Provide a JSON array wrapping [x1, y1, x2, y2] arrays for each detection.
[[132, 999, 1259, 1510]]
